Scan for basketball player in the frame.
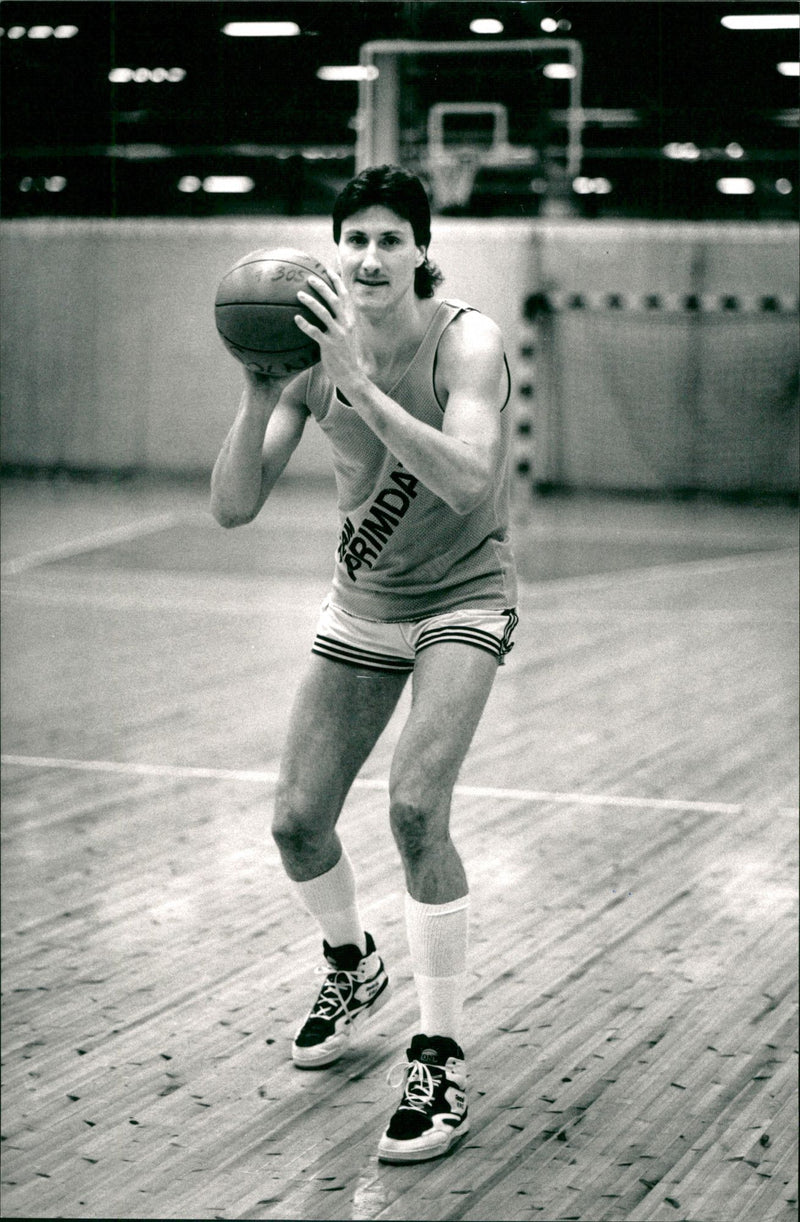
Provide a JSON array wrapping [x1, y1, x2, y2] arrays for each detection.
[[211, 165, 517, 1163]]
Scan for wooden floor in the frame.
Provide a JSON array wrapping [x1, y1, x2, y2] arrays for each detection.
[[1, 474, 798, 1222]]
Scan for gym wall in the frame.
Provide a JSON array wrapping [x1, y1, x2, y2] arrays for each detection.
[[1, 218, 797, 493]]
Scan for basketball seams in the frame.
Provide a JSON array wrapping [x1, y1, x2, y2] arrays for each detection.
[[220, 336, 313, 357], [216, 302, 315, 310], [225, 257, 327, 276]]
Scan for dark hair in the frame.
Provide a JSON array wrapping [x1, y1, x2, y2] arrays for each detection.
[[332, 164, 444, 299]]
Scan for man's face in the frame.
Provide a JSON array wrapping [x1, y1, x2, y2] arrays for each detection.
[[337, 205, 425, 309]]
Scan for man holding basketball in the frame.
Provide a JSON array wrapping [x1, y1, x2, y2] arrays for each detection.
[[211, 165, 517, 1163]]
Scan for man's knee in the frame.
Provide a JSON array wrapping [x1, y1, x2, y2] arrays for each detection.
[[272, 782, 329, 860], [389, 790, 449, 862]]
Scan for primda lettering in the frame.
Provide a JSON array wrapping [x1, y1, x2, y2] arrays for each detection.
[[338, 465, 420, 581]]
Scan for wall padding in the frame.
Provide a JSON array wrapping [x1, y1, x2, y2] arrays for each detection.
[[1, 218, 797, 493]]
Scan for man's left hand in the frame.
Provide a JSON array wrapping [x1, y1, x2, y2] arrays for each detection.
[[295, 272, 361, 391]]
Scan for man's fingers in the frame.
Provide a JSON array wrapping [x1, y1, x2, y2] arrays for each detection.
[[296, 289, 333, 323], [306, 275, 338, 306], [294, 313, 321, 339]]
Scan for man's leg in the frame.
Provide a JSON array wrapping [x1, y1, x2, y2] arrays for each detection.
[[390, 643, 497, 902], [379, 643, 498, 1161], [272, 654, 408, 1066]]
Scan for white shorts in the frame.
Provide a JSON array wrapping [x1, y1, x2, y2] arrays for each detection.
[[312, 600, 518, 674]]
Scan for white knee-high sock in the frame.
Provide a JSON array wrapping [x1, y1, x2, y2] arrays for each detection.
[[291, 849, 367, 954], [404, 892, 469, 1045]]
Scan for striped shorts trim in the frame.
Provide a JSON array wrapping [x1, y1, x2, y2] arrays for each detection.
[[311, 601, 519, 675]]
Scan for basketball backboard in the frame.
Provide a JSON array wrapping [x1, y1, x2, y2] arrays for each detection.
[[355, 39, 583, 213]]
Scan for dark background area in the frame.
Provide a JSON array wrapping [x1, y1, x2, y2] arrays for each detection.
[[2, 0, 798, 218]]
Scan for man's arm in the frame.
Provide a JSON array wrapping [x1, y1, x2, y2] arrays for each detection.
[[210, 369, 310, 528], [297, 277, 507, 515]]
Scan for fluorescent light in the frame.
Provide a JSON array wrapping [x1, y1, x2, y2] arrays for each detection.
[[573, 176, 613, 195], [778, 62, 800, 75], [110, 66, 186, 83], [53, 25, 79, 39], [721, 14, 799, 29], [316, 65, 379, 81], [716, 177, 756, 194], [470, 18, 504, 35], [663, 141, 701, 160], [8, 26, 26, 39], [222, 21, 300, 37], [28, 25, 53, 39], [543, 63, 577, 79], [112, 144, 173, 160], [202, 176, 254, 193]]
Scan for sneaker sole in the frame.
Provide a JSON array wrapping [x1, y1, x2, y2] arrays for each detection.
[[377, 1118, 470, 1164], [292, 981, 391, 1069]]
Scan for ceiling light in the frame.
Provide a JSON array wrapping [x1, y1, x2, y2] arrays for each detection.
[[109, 66, 186, 83], [222, 22, 300, 37], [778, 62, 800, 75], [725, 142, 745, 158], [540, 18, 558, 33], [775, 178, 793, 194], [202, 176, 254, 193], [28, 25, 53, 39], [721, 14, 799, 29], [316, 65, 379, 81], [543, 63, 577, 79], [663, 141, 701, 160], [573, 176, 613, 195], [716, 177, 756, 194], [53, 25, 79, 39], [470, 18, 504, 35]]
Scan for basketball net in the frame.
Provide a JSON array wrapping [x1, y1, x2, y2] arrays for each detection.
[[426, 148, 481, 211]]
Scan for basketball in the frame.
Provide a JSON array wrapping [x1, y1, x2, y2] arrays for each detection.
[[214, 248, 334, 377]]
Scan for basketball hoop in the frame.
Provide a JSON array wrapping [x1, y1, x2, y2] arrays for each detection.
[[426, 147, 481, 211]]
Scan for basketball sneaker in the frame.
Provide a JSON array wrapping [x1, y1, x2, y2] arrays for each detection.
[[291, 932, 390, 1068], [377, 1034, 469, 1163]]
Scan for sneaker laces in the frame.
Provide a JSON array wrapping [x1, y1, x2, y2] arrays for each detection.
[[386, 1058, 440, 1114], [307, 965, 356, 1023]]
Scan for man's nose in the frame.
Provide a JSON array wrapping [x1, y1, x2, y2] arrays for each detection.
[[361, 243, 381, 271]]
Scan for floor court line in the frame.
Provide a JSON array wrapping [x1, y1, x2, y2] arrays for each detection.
[[515, 545, 798, 598], [0, 511, 189, 577], [0, 753, 745, 815], [1, 585, 795, 626], [2, 540, 795, 602]]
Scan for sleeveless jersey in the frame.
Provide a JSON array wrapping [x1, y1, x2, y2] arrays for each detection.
[[304, 298, 518, 622]]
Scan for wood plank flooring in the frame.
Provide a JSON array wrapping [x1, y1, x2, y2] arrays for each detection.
[[1, 476, 797, 1221]]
